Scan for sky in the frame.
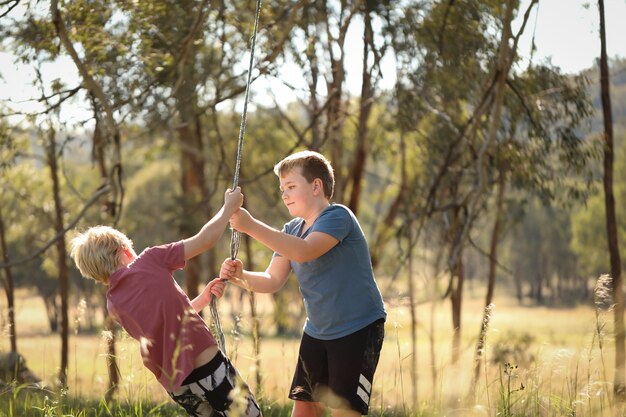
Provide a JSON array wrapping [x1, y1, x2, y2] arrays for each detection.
[[1, 0, 626, 126], [515, 0, 626, 72]]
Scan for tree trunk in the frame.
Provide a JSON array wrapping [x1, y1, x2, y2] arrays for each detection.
[[244, 233, 262, 394], [177, 84, 207, 300], [514, 268, 523, 302], [0, 209, 17, 352], [370, 188, 405, 269], [47, 128, 69, 388], [303, 5, 322, 150], [450, 254, 464, 364], [324, 3, 348, 202], [399, 132, 418, 406], [447, 0, 514, 368], [598, 0, 625, 401], [471, 170, 505, 391], [429, 290, 438, 402], [43, 295, 59, 333], [92, 111, 120, 398], [485, 174, 505, 306], [104, 307, 119, 400], [536, 269, 544, 304], [327, 67, 345, 201], [347, 2, 374, 215]]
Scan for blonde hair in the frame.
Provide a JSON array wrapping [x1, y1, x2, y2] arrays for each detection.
[[70, 226, 134, 284], [273, 150, 335, 199]]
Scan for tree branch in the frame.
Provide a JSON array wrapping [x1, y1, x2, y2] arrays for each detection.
[[0, 0, 19, 18], [170, 0, 212, 98], [0, 185, 111, 269], [50, 0, 124, 224]]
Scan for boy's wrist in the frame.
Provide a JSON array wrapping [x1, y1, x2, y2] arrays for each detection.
[[203, 285, 213, 304], [225, 201, 240, 214], [240, 217, 258, 237]]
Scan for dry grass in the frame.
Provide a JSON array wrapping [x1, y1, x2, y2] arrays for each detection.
[[0, 287, 617, 415]]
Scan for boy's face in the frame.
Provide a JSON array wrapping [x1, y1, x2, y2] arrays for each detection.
[[279, 167, 316, 217]]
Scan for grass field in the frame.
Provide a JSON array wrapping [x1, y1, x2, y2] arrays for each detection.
[[0, 285, 622, 416]]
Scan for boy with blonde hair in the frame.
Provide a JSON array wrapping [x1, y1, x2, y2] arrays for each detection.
[[71, 187, 261, 417], [221, 151, 386, 417]]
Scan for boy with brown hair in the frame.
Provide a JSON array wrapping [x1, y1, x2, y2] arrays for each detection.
[[70, 187, 261, 417], [221, 151, 386, 417]]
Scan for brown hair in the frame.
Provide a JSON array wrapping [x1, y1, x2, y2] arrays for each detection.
[[69, 226, 134, 284], [273, 151, 335, 199]]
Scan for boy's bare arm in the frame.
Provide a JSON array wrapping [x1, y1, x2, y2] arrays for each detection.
[[183, 188, 243, 260], [230, 208, 338, 263], [221, 256, 291, 294], [190, 278, 226, 312]]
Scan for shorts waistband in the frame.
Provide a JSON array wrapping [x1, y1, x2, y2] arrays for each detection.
[[182, 349, 225, 385]]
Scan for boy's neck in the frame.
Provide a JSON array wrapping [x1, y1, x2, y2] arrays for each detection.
[[302, 200, 330, 226]]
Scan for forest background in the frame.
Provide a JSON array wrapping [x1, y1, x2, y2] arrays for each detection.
[[1, 1, 626, 416]]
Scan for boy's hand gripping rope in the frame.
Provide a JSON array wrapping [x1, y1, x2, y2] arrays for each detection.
[[209, 0, 262, 354]]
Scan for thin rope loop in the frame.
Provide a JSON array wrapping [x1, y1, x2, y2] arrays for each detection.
[[211, 0, 262, 354]]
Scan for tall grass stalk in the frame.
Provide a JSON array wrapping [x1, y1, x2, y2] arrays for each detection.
[[471, 303, 495, 402], [395, 322, 407, 415], [496, 363, 524, 417], [593, 274, 613, 411], [482, 338, 492, 415]]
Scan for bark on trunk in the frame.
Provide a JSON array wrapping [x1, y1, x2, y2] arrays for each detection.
[[0, 210, 17, 352], [47, 129, 69, 388], [244, 233, 262, 393], [471, 170, 505, 391], [177, 86, 207, 300], [104, 310, 119, 400], [92, 113, 120, 398], [348, 2, 374, 215], [451, 255, 464, 364], [598, 0, 625, 401]]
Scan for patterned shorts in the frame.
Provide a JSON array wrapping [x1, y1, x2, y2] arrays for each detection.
[[169, 350, 261, 417]]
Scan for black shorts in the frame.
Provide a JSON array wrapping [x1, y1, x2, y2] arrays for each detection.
[[168, 350, 261, 417], [288, 319, 385, 414]]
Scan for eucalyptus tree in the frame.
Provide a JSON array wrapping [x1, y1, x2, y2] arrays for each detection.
[[492, 57, 598, 307], [43, 122, 72, 388], [103, 0, 304, 297], [3, 0, 306, 397], [390, 0, 596, 370], [280, 0, 354, 163], [0, 138, 62, 333], [571, 139, 626, 280], [2, 1, 126, 394], [391, 0, 525, 364], [0, 112, 107, 389], [0, 121, 19, 353], [272, 1, 394, 208], [110, 0, 218, 298], [598, 0, 624, 400]]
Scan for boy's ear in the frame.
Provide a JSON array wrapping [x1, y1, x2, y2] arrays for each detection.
[[121, 246, 133, 260], [313, 178, 323, 195]]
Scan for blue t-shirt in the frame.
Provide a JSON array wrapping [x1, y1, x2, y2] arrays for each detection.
[[274, 204, 386, 340]]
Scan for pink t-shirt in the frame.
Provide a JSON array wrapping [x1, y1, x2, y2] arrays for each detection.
[[106, 241, 216, 391]]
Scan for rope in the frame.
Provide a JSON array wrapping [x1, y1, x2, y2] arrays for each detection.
[[210, 0, 263, 354]]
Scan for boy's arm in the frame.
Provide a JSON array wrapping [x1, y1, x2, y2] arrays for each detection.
[[230, 208, 338, 263], [189, 278, 226, 312], [220, 256, 292, 294], [183, 188, 243, 260]]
